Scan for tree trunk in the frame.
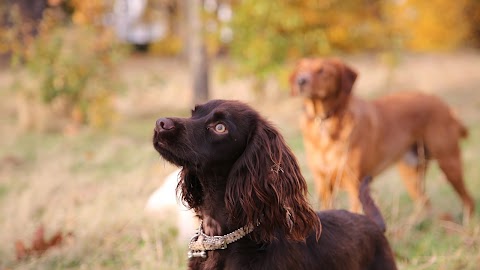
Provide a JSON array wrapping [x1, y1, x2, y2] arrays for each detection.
[[186, 0, 209, 105]]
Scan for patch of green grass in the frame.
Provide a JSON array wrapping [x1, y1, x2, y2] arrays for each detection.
[[394, 222, 480, 270], [0, 132, 65, 166], [0, 184, 8, 200], [285, 131, 304, 153]]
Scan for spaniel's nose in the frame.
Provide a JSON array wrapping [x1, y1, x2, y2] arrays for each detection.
[[155, 118, 175, 132], [296, 75, 309, 87]]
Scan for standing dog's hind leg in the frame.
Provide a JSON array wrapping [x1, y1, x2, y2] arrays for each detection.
[[396, 143, 431, 212]]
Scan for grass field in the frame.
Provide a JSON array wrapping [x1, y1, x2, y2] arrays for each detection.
[[1, 52, 480, 269]]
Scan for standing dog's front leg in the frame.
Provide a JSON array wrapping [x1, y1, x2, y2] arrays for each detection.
[[313, 170, 335, 210], [345, 175, 362, 213]]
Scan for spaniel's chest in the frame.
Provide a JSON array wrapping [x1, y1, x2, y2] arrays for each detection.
[[189, 243, 306, 270]]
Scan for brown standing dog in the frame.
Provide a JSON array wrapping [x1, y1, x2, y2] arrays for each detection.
[[290, 57, 475, 219]]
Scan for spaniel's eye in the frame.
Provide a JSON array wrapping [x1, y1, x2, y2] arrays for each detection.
[[316, 67, 324, 74], [214, 123, 227, 133]]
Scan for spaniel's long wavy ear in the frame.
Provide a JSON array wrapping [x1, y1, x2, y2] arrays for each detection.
[[177, 167, 203, 211], [225, 117, 321, 243]]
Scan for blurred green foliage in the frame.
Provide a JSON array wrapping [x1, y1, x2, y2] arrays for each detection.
[[2, 1, 124, 130], [24, 24, 124, 128], [228, 0, 480, 77], [230, 1, 385, 78]]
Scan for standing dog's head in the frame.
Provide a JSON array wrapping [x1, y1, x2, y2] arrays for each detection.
[[153, 100, 321, 243], [290, 58, 357, 101]]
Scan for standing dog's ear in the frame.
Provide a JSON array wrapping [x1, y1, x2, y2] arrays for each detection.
[[177, 168, 203, 211], [225, 117, 321, 243], [330, 59, 357, 95]]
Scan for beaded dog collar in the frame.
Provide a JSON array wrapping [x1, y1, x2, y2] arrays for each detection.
[[187, 221, 255, 259]]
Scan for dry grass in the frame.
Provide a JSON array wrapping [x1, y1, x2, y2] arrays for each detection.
[[1, 52, 480, 269]]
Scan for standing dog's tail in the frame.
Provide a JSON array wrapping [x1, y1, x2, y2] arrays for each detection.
[[458, 121, 469, 139], [359, 176, 386, 232], [449, 108, 468, 139]]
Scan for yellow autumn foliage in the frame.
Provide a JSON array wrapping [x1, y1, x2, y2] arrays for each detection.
[[385, 0, 470, 51], [70, 0, 109, 25]]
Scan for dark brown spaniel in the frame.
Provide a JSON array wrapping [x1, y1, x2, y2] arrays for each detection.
[[153, 99, 397, 270]]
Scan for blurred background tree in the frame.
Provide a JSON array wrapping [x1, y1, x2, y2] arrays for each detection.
[[187, 0, 210, 104], [230, 0, 386, 78], [383, 0, 471, 51], [229, 0, 480, 77]]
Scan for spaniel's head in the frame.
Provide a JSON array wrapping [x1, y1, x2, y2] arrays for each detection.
[[153, 100, 321, 243]]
